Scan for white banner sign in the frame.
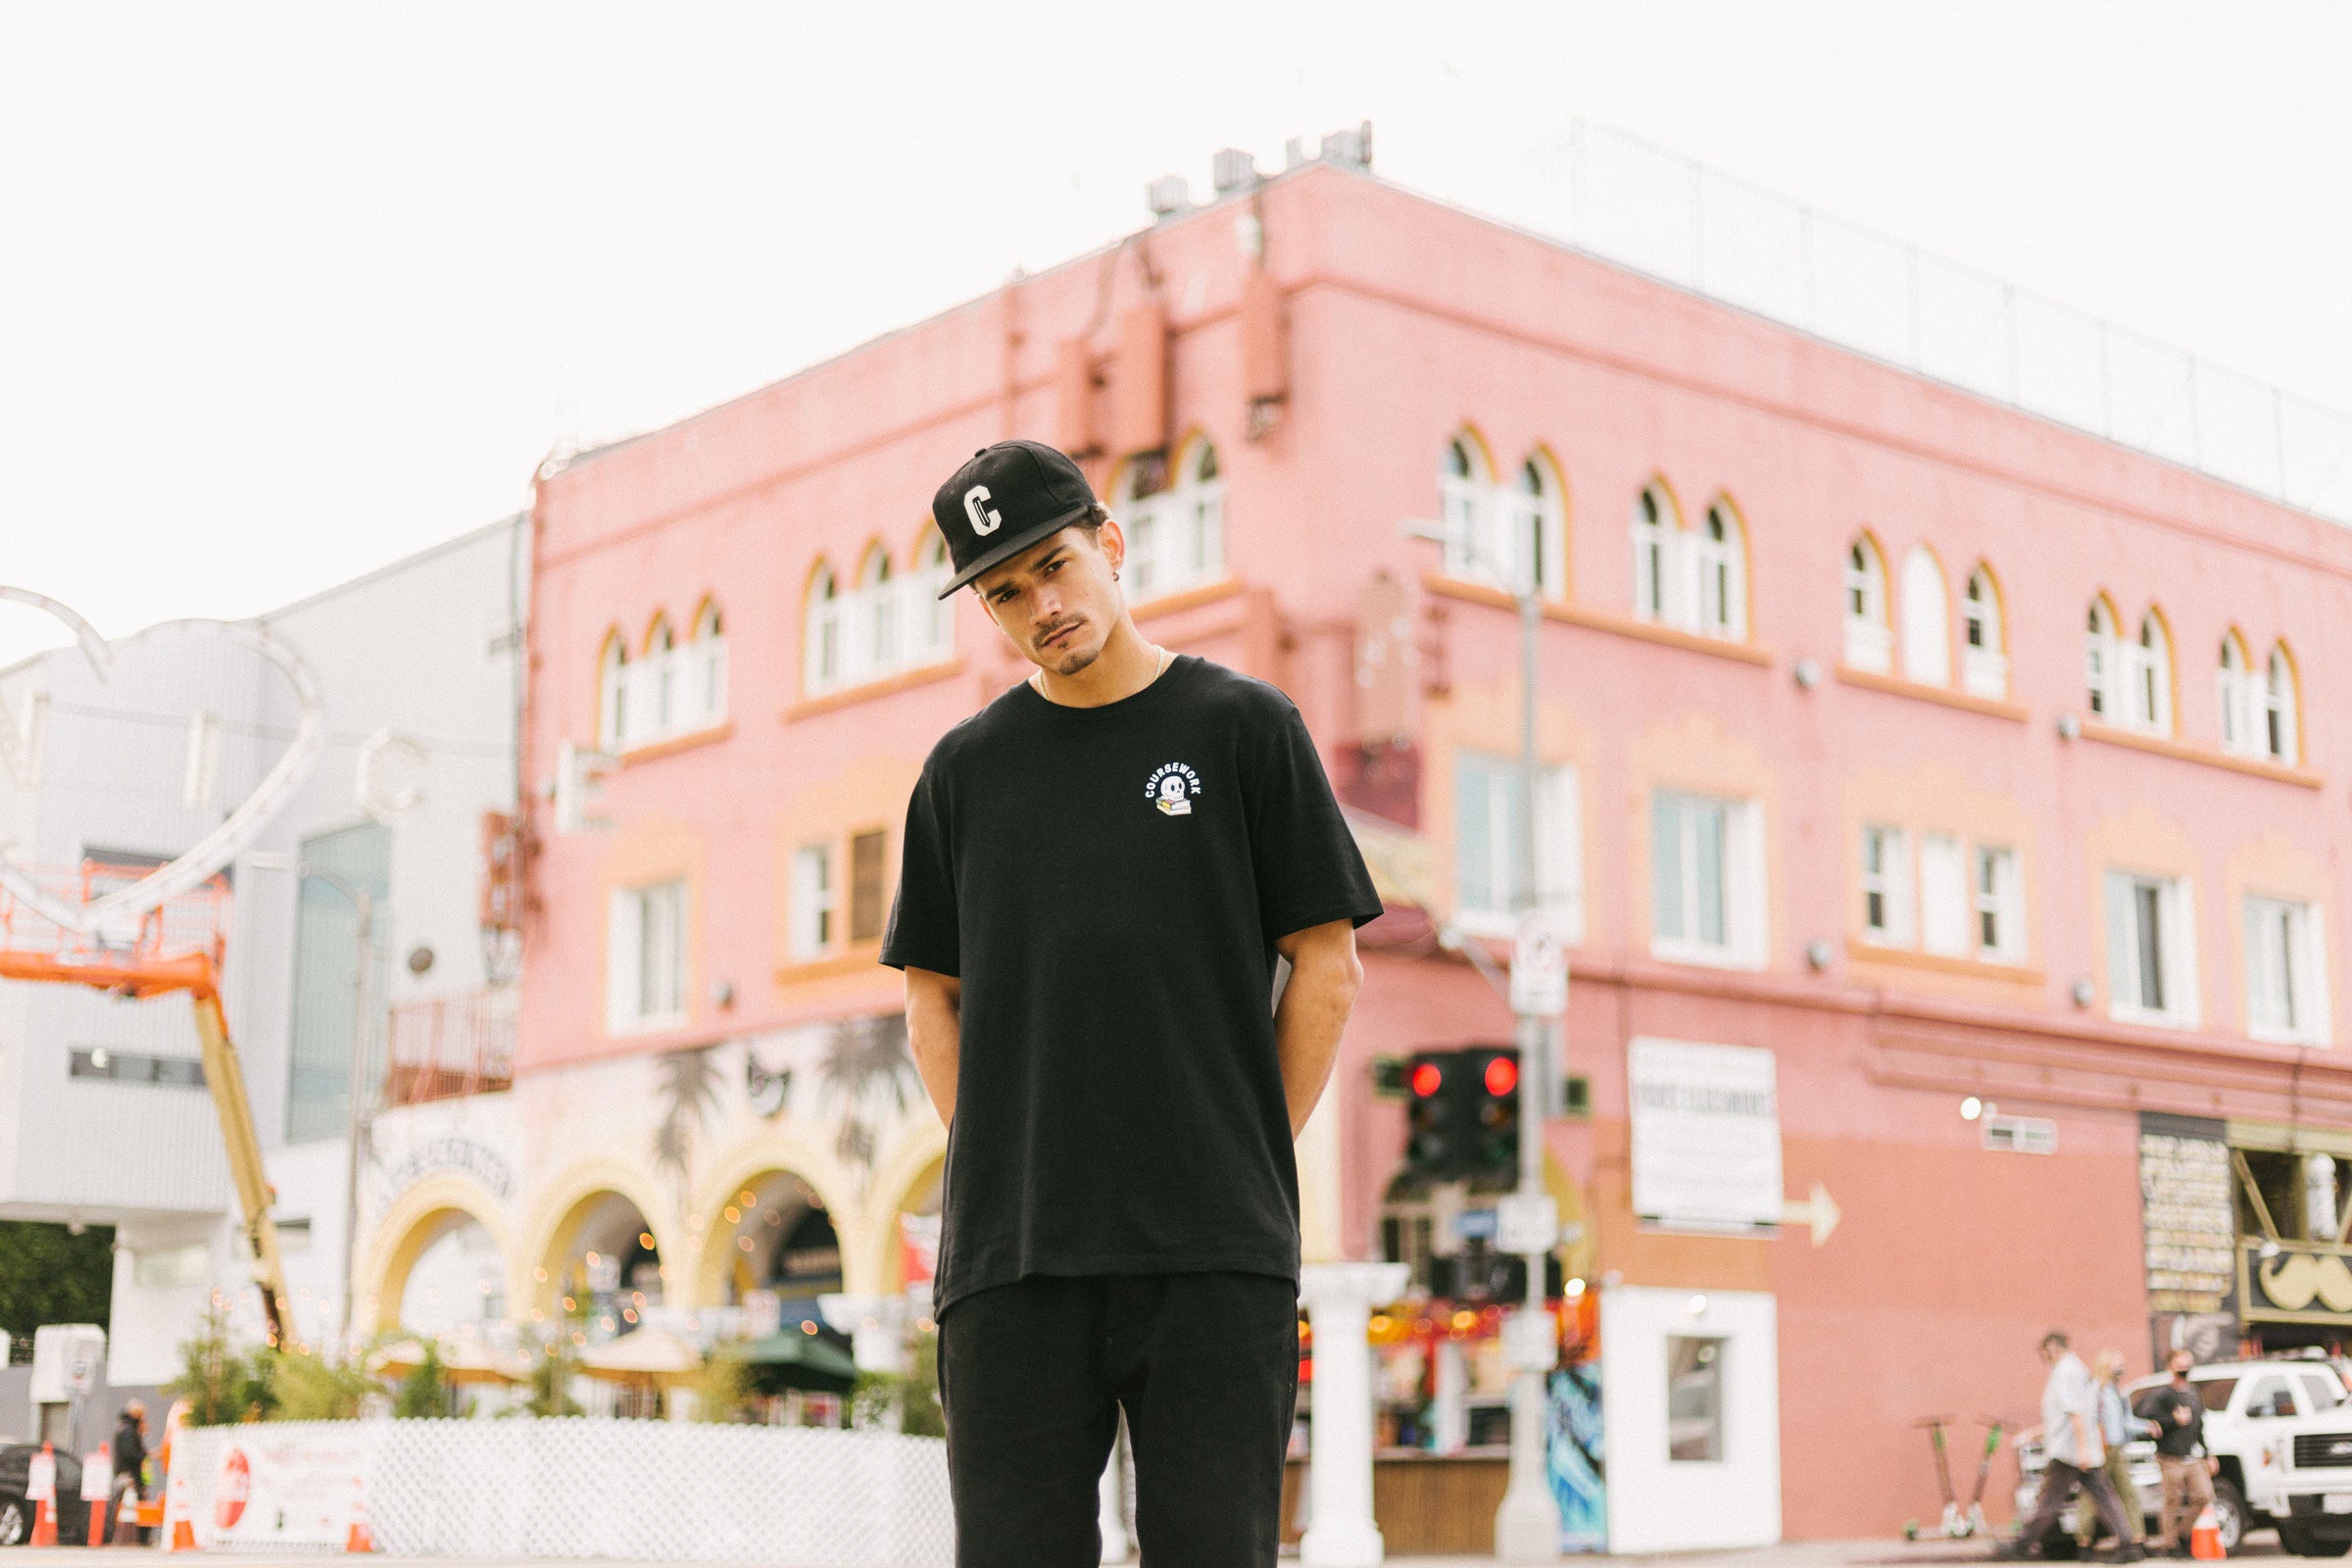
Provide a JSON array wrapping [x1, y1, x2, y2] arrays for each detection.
[[206, 1432, 368, 1548], [1628, 1037, 1783, 1233]]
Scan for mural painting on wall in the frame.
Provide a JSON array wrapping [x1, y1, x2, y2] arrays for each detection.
[[1546, 1359, 1604, 1550], [2138, 1113, 2237, 1361]]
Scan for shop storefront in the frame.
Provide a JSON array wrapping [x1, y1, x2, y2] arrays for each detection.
[[2147, 1112, 2352, 1360]]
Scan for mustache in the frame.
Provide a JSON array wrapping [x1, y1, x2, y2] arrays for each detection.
[[1034, 616, 1085, 644]]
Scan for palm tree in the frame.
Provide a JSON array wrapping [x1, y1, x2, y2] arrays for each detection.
[[820, 1015, 916, 1186], [652, 1045, 723, 1204]]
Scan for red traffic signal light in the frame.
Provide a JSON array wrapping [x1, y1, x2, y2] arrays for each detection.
[[1410, 1060, 1445, 1098], [1484, 1055, 1519, 1097]]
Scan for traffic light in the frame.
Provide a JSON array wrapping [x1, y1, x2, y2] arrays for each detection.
[[1403, 1046, 1521, 1178], [1461, 1046, 1520, 1175], [1405, 1050, 1465, 1175]]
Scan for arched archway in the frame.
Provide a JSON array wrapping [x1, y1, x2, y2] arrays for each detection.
[[534, 1187, 667, 1341], [703, 1171, 845, 1330], [357, 1173, 514, 1338]]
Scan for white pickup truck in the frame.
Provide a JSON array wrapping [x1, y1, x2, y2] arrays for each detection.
[[2015, 1357, 2351, 1555], [2254, 1388, 2352, 1556]]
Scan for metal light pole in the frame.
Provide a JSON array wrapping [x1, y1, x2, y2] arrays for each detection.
[[1404, 510, 1564, 1562]]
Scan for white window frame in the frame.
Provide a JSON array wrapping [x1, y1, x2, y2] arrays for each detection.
[[1450, 751, 1583, 942], [1973, 845, 2025, 963], [2245, 895, 2328, 1047], [2106, 869, 2198, 1029], [1650, 789, 1763, 970], [598, 636, 628, 753], [646, 618, 677, 739], [1123, 441, 1228, 604], [2219, 637, 2258, 757], [1691, 501, 1745, 640], [1843, 538, 1892, 672], [1633, 485, 1678, 626], [1860, 825, 1911, 946], [913, 532, 956, 663], [788, 844, 835, 961], [855, 549, 898, 685], [2121, 613, 2173, 736], [608, 879, 688, 1034], [2085, 603, 2118, 719], [1898, 548, 1951, 688], [2266, 648, 2300, 765], [805, 565, 843, 696], [690, 603, 727, 731], [1960, 567, 2008, 699]]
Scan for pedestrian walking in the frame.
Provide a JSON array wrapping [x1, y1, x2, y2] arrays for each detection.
[[1997, 1331, 2143, 1561], [110, 1400, 148, 1544], [2075, 1350, 2147, 1550], [2145, 1352, 2218, 1557], [883, 440, 1384, 1568]]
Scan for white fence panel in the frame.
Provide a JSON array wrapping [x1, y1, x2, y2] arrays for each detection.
[[171, 1419, 953, 1567]]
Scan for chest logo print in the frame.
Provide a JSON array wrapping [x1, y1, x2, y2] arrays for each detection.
[[1147, 760, 1202, 816]]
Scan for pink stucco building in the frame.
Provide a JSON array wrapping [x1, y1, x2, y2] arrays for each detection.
[[360, 150, 2352, 1548]]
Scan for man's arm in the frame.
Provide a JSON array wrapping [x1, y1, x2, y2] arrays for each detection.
[[905, 966, 961, 1129], [1273, 918, 1365, 1138]]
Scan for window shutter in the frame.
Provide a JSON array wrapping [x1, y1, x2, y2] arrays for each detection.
[[2103, 873, 2135, 1010], [1919, 835, 1968, 956], [607, 889, 641, 1031], [849, 830, 887, 943]]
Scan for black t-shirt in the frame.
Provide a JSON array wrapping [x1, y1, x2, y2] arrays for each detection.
[[2146, 1384, 2205, 1457], [880, 655, 1383, 1314]]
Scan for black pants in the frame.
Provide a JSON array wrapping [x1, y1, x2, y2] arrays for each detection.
[[2015, 1456, 2138, 1554], [937, 1271, 1298, 1568]]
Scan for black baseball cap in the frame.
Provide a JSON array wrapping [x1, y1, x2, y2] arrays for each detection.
[[929, 440, 1100, 599]]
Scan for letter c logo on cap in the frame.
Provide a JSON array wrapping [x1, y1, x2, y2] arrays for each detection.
[[963, 485, 1002, 536]]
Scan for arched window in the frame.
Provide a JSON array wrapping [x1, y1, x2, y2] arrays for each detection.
[[914, 530, 956, 662], [1439, 436, 1501, 588], [2267, 646, 2300, 764], [690, 602, 726, 729], [2085, 600, 2119, 718], [646, 616, 677, 736], [2129, 612, 2173, 734], [1898, 548, 1950, 686], [857, 547, 897, 682], [598, 634, 628, 753], [1693, 499, 1745, 638], [804, 564, 841, 695], [1118, 438, 1227, 604], [2218, 634, 2255, 755], [1632, 484, 1676, 624], [1960, 566, 2007, 698], [1488, 455, 1569, 600], [1843, 537, 1891, 672]]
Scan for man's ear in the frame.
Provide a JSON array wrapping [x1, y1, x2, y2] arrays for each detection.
[[1096, 515, 1128, 572]]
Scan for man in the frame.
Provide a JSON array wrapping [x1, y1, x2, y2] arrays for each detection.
[[883, 440, 1381, 1567], [2145, 1352, 2217, 1556], [111, 1400, 148, 1544], [2001, 1331, 2143, 1561]]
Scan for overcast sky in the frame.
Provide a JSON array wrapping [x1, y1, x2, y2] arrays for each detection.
[[2, 1, 2346, 664]]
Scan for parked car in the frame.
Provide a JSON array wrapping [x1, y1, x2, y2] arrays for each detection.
[[2013, 1357, 2351, 1555], [0, 1444, 91, 1545], [2252, 1394, 2352, 1555]]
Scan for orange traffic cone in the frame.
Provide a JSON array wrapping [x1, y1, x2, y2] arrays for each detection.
[[345, 1489, 375, 1553], [85, 1498, 108, 1548], [2191, 1503, 2226, 1560], [30, 1443, 59, 1546], [168, 1517, 197, 1550]]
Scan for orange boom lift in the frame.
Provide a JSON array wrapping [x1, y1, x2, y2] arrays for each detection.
[[0, 861, 291, 1341]]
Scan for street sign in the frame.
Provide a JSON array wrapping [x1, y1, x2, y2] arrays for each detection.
[[1495, 1192, 1559, 1254], [66, 1345, 96, 1395], [1628, 1037, 1784, 1234], [1510, 913, 1568, 1017], [1454, 1207, 1498, 1243], [1501, 1307, 1558, 1372], [1779, 1182, 1842, 1246]]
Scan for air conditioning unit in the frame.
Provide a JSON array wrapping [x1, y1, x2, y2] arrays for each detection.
[[1984, 1114, 2058, 1155], [1145, 174, 1191, 220], [1210, 148, 1259, 196]]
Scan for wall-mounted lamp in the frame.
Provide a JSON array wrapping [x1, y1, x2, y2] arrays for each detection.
[[1805, 939, 1834, 971], [1792, 658, 1823, 691], [2056, 713, 2082, 741], [2071, 979, 2096, 1008]]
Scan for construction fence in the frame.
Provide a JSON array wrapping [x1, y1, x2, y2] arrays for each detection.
[[168, 1418, 954, 1566]]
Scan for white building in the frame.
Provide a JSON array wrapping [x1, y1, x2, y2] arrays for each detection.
[[0, 516, 526, 1386]]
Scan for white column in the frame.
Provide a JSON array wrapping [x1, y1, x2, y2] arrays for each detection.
[[1298, 1261, 1408, 1568], [816, 1293, 908, 1374], [1098, 1414, 1131, 1563], [1432, 1337, 1468, 1454]]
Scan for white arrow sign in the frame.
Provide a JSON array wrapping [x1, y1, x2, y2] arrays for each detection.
[[1780, 1182, 1840, 1246]]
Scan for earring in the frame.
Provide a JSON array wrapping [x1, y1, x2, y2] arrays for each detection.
[[1112, 569, 1121, 581]]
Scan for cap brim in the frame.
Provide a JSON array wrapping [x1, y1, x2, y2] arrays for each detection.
[[938, 503, 1095, 599]]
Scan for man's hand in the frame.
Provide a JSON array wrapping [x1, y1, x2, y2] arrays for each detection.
[[904, 966, 962, 1129], [1273, 919, 1364, 1138]]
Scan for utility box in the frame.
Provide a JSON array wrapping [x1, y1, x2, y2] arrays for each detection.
[[29, 1324, 105, 1446]]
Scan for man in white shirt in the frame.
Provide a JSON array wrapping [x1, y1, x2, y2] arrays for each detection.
[[1998, 1331, 2143, 1561]]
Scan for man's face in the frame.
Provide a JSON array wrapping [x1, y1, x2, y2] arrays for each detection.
[[974, 521, 1127, 676], [2171, 1353, 2194, 1380], [2040, 1339, 2065, 1366]]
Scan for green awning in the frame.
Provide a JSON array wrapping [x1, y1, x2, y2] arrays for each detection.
[[730, 1332, 859, 1394]]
